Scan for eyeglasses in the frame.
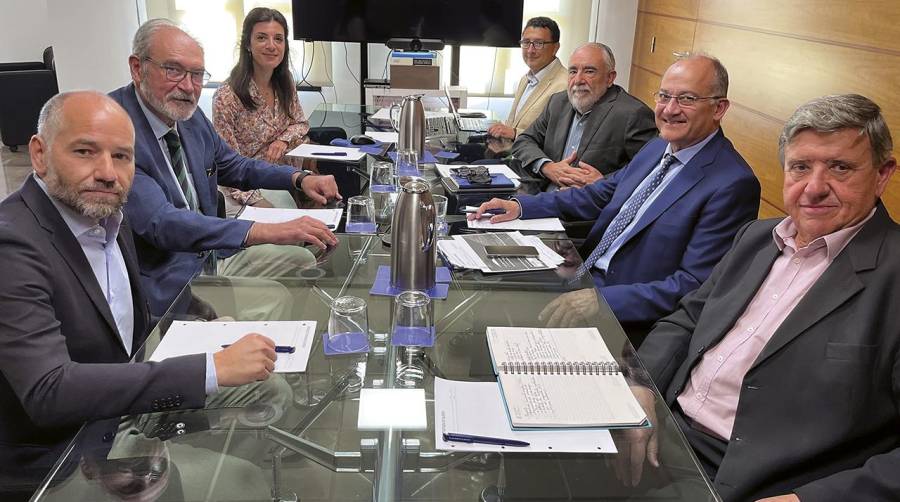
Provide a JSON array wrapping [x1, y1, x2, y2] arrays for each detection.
[[519, 39, 557, 50], [654, 91, 723, 107], [143, 57, 211, 86], [451, 166, 492, 184]]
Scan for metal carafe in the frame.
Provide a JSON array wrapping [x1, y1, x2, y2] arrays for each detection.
[[390, 94, 426, 157], [390, 178, 436, 291]]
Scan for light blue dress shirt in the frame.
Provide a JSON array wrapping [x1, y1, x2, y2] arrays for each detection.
[[134, 88, 199, 212], [594, 129, 720, 272], [515, 59, 557, 117]]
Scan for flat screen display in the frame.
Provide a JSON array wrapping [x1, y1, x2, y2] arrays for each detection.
[[291, 0, 524, 47]]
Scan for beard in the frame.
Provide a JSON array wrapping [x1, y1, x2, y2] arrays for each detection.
[[139, 77, 198, 123], [44, 164, 129, 220], [567, 84, 601, 114]]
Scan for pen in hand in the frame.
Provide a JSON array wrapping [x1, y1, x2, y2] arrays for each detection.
[[221, 344, 295, 354], [462, 208, 506, 217]]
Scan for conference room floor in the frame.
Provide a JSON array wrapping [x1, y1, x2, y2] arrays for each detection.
[[0, 146, 30, 198]]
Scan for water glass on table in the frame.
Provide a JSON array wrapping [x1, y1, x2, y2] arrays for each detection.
[[370, 160, 397, 225], [345, 195, 376, 233], [432, 194, 448, 236], [395, 149, 420, 178], [325, 296, 370, 355]]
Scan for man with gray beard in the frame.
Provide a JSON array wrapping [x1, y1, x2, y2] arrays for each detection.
[[512, 43, 657, 192], [0, 91, 280, 500]]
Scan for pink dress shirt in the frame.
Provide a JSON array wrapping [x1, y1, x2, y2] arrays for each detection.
[[677, 209, 875, 440]]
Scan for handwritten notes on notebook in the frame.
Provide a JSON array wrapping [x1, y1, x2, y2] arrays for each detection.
[[486, 327, 647, 428]]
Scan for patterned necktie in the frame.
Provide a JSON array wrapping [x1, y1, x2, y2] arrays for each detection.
[[573, 153, 678, 280], [162, 130, 197, 211]]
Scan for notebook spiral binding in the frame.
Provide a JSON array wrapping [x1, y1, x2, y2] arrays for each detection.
[[499, 361, 620, 375]]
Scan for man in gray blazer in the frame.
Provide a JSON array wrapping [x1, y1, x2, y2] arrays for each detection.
[[624, 94, 899, 501], [0, 91, 278, 500], [512, 42, 657, 191]]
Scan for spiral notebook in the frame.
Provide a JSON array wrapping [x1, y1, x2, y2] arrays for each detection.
[[486, 327, 647, 429]]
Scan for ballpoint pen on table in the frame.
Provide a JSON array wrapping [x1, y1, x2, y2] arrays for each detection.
[[461, 208, 506, 216], [443, 432, 530, 447], [221, 344, 296, 353], [312, 152, 348, 156]]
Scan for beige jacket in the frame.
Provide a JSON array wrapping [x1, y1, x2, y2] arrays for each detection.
[[506, 58, 569, 137]]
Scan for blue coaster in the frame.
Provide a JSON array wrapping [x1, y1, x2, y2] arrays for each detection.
[[323, 331, 370, 355], [369, 265, 450, 299], [391, 326, 436, 347], [345, 222, 377, 233]]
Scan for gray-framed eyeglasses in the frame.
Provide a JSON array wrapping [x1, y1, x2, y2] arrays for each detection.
[[654, 91, 724, 107], [519, 39, 557, 49], [143, 57, 211, 85]]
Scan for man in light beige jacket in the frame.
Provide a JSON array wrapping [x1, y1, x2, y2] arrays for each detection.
[[487, 17, 569, 140]]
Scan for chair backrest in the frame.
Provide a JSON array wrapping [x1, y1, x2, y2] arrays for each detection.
[[42, 46, 55, 72]]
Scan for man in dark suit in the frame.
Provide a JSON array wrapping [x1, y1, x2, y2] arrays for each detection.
[[110, 19, 340, 317], [511, 42, 657, 191], [474, 55, 760, 334], [0, 91, 279, 500], [626, 94, 899, 501]]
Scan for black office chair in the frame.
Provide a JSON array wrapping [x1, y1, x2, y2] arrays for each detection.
[[0, 47, 58, 151]]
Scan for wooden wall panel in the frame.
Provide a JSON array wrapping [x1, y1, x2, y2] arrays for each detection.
[[632, 14, 697, 75], [693, 23, 900, 132], [628, 65, 662, 109], [759, 199, 786, 219], [638, 0, 700, 19], [698, 0, 900, 53], [720, 106, 785, 212]]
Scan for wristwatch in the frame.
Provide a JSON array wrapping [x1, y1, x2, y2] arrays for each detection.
[[293, 169, 314, 191]]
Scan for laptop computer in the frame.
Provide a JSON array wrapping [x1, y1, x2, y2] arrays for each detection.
[[444, 87, 490, 133]]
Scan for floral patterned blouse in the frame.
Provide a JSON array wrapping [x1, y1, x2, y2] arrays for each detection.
[[212, 80, 310, 205]]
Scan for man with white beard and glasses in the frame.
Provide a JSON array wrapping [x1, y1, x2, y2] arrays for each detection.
[[511, 42, 657, 191]]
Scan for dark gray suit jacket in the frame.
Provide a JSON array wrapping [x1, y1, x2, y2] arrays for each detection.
[[638, 204, 900, 501], [511, 84, 657, 187], [0, 177, 207, 493]]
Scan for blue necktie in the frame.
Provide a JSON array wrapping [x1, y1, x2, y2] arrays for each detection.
[[163, 130, 197, 211], [573, 153, 678, 280]]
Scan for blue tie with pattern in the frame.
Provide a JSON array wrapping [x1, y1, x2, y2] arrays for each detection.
[[573, 153, 678, 280], [163, 129, 197, 211]]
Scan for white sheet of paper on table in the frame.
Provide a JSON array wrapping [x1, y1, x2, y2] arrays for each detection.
[[237, 206, 343, 229], [357, 388, 428, 430], [286, 143, 366, 161], [466, 217, 565, 232], [364, 130, 399, 144], [434, 378, 617, 453], [436, 164, 521, 180], [149, 321, 316, 373]]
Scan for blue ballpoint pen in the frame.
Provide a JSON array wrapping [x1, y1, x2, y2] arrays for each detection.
[[443, 432, 530, 447], [461, 208, 507, 216], [221, 344, 295, 353], [312, 151, 348, 156]]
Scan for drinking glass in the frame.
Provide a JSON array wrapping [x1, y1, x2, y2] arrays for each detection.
[[432, 194, 448, 236], [395, 149, 420, 178], [345, 195, 376, 233], [391, 290, 434, 347], [370, 160, 397, 225], [325, 296, 370, 355]]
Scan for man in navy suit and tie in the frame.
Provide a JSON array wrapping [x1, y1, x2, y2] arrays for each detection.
[[472, 55, 761, 339], [110, 19, 341, 317]]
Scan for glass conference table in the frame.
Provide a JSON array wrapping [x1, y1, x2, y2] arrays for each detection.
[[32, 231, 719, 501]]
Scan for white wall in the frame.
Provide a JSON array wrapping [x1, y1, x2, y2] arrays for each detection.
[[0, 0, 50, 63], [590, 0, 639, 89], [47, 0, 139, 92]]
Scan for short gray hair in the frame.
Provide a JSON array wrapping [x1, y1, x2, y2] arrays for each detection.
[[132, 18, 202, 60], [779, 94, 894, 165], [576, 42, 616, 73], [37, 91, 124, 147], [676, 52, 728, 97]]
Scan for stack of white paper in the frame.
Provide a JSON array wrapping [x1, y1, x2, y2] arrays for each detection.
[[286, 143, 366, 161], [466, 217, 565, 232], [237, 206, 343, 229], [434, 378, 616, 453], [436, 164, 521, 180], [437, 231, 564, 273]]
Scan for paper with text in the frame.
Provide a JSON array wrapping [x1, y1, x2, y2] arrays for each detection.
[[286, 143, 366, 161], [238, 206, 343, 229], [467, 217, 564, 232]]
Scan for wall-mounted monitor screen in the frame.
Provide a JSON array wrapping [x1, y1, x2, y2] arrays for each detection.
[[291, 0, 524, 47]]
